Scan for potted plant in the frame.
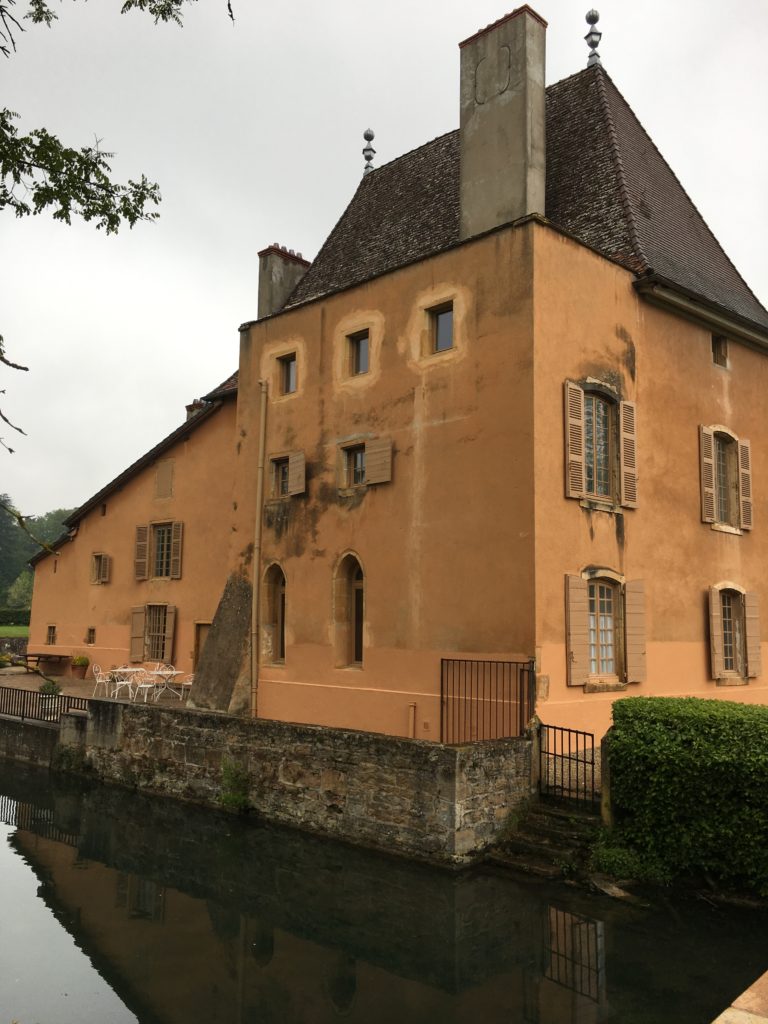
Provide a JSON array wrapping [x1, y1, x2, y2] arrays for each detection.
[[71, 654, 90, 679], [38, 677, 63, 719], [39, 678, 62, 695]]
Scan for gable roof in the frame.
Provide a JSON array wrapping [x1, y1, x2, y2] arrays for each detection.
[[284, 66, 768, 333]]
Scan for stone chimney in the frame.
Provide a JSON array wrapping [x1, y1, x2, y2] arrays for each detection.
[[186, 399, 207, 420], [459, 5, 547, 240], [257, 244, 311, 318]]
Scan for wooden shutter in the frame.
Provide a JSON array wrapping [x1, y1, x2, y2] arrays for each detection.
[[170, 522, 183, 579], [565, 575, 590, 685], [564, 382, 585, 499], [699, 426, 716, 523], [708, 587, 724, 679], [738, 439, 753, 530], [288, 451, 306, 495], [129, 606, 146, 663], [745, 591, 761, 678], [134, 526, 149, 580], [99, 554, 111, 584], [90, 554, 98, 584], [619, 401, 638, 508], [624, 579, 646, 682], [162, 605, 176, 663], [365, 438, 393, 485]]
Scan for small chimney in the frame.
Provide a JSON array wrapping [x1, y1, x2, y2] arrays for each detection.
[[459, 5, 547, 240], [186, 399, 207, 420], [257, 245, 312, 318]]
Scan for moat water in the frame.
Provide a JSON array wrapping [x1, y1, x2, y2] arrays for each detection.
[[1, 761, 766, 1024]]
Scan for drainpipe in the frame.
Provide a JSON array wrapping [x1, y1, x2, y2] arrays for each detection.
[[250, 379, 269, 718]]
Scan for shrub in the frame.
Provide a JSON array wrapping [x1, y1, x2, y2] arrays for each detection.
[[0, 608, 30, 626], [219, 759, 250, 813], [608, 697, 768, 894]]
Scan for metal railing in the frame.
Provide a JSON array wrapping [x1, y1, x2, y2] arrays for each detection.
[[539, 724, 599, 808], [440, 658, 535, 744], [0, 685, 89, 724]]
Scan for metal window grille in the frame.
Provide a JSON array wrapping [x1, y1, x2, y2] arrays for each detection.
[[146, 604, 168, 661]]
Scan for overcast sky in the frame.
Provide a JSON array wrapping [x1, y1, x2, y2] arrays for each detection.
[[2, 0, 766, 516]]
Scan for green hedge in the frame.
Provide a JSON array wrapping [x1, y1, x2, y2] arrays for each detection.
[[0, 608, 30, 626], [609, 697, 768, 894]]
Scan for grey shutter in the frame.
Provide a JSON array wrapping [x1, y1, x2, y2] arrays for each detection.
[[130, 606, 146, 663], [288, 451, 306, 495], [738, 439, 753, 531], [365, 438, 393, 485], [134, 526, 149, 580], [99, 554, 111, 584], [619, 401, 638, 508], [624, 579, 646, 682], [745, 591, 761, 678], [708, 587, 724, 679], [564, 382, 585, 499], [170, 522, 183, 579], [162, 605, 176, 663], [565, 575, 590, 685], [699, 427, 716, 523]]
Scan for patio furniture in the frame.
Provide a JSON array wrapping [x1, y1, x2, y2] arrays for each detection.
[[131, 669, 161, 703], [111, 666, 141, 701], [91, 665, 112, 698]]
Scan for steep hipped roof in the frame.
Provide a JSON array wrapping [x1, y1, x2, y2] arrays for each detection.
[[285, 66, 768, 333]]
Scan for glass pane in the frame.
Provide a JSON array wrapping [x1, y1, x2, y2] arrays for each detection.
[[352, 333, 369, 374], [434, 309, 453, 352]]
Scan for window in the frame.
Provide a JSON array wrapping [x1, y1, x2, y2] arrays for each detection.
[[699, 427, 752, 530], [338, 438, 392, 490], [348, 330, 369, 375], [130, 604, 176, 663], [334, 555, 365, 666], [278, 353, 297, 394], [46, 625, 57, 645], [429, 303, 453, 353], [564, 382, 637, 507], [270, 451, 305, 498], [709, 585, 760, 681], [134, 523, 183, 580], [90, 552, 111, 584], [712, 334, 729, 368], [263, 565, 286, 663], [565, 574, 645, 686], [86, 627, 96, 645]]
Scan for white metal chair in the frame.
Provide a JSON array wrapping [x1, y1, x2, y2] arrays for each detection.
[[91, 665, 112, 698], [111, 667, 134, 701], [131, 669, 160, 704]]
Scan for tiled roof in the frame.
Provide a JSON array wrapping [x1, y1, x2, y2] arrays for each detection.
[[286, 66, 768, 333], [204, 370, 239, 401]]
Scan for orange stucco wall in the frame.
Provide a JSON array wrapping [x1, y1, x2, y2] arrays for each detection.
[[28, 400, 237, 676]]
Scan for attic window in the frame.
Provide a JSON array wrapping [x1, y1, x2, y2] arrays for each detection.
[[712, 335, 728, 368], [279, 353, 297, 394], [430, 303, 454, 353]]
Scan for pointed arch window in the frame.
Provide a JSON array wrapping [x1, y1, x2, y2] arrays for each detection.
[[262, 565, 286, 664], [334, 555, 365, 667]]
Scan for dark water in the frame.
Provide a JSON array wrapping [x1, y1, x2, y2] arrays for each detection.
[[1, 762, 766, 1024]]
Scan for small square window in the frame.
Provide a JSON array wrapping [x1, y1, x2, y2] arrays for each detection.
[[346, 445, 366, 487], [279, 353, 297, 394], [712, 335, 728, 367], [430, 304, 453, 353], [272, 457, 290, 497], [86, 627, 96, 645], [46, 625, 57, 645], [348, 330, 369, 375]]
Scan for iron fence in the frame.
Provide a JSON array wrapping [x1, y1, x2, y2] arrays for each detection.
[[0, 685, 89, 724], [539, 724, 599, 808], [440, 658, 535, 744]]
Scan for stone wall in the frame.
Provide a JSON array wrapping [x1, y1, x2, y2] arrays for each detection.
[[61, 702, 532, 864], [0, 715, 59, 766]]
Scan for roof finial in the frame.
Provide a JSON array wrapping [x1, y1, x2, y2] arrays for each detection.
[[362, 129, 376, 176], [585, 10, 602, 67]]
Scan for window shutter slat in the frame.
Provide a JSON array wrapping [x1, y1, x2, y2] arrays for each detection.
[[738, 439, 753, 531], [170, 522, 183, 579], [699, 427, 716, 523], [130, 606, 146, 663], [745, 590, 761, 678], [134, 526, 149, 580], [288, 450, 306, 495], [624, 579, 646, 682], [100, 554, 111, 583], [566, 575, 590, 685], [564, 382, 585, 499], [162, 605, 176, 663], [708, 587, 725, 679], [619, 401, 638, 508], [90, 554, 98, 584], [365, 438, 393, 485]]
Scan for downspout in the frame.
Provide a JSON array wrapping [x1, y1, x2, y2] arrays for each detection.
[[250, 379, 269, 718]]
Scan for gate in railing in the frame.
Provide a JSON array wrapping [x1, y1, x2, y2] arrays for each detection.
[[539, 724, 599, 809], [0, 685, 89, 724], [440, 658, 535, 744]]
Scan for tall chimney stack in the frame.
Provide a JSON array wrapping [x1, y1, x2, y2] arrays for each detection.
[[459, 5, 547, 240], [257, 244, 311, 319]]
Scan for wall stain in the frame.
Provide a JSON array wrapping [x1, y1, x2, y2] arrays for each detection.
[[616, 325, 636, 382]]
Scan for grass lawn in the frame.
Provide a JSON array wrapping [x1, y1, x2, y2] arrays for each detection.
[[0, 625, 29, 638]]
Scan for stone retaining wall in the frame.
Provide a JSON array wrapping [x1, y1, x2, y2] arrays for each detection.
[[0, 714, 59, 766], [54, 701, 532, 864]]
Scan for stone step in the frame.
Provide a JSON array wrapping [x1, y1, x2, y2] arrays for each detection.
[[487, 848, 566, 880]]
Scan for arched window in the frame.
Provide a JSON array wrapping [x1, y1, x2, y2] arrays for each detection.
[[709, 584, 760, 681], [564, 381, 637, 507], [588, 578, 619, 675], [262, 564, 286, 664], [334, 554, 364, 666], [699, 426, 752, 530], [584, 393, 613, 499]]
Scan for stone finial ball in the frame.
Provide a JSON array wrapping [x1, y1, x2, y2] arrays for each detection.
[[586, 9, 600, 25], [363, 128, 375, 142]]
